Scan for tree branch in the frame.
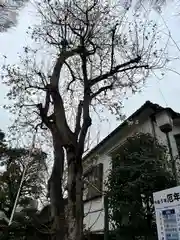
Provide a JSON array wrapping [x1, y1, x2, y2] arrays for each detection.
[[75, 101, 83, 138], [34, 69, 48, 87], [25, 85, 46, 91], [50, 46, 83, 88], [90, 56, 142, 86], [77, 115, 91, 158], [36, 87, 52, 129], [110, 24, 118, 71], [36, 103, 51, 129], [91, 84, 113, 99], [44, 86, 51, 116], [117, 64, 149, 73], [49, 47, 84, 145], [50, 87, 76, 146], [77, 96, 91, 158], [90, 63, 149, 101], [76, 45, 92, 156], [86, 40, 97, 56], [65, 61, 76, 91], [80, 44, 89, 87]]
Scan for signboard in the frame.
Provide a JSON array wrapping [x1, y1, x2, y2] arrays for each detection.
[[153, 186, 180, 240]]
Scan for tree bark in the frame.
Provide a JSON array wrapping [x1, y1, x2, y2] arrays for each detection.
[[75, 166, 83, 240], [48, 131, 66, 240], [66, 148, 84, 240], [66, 149, 76, 240]]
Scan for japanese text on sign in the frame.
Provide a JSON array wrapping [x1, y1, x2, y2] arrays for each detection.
[[153, 186, 180, 240]]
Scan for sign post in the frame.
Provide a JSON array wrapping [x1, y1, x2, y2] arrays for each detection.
[[153, 186, 180, 240]]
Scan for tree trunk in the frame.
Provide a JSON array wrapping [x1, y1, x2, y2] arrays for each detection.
[[75, 167, 83, 240], [48, 132, 66, 240], [66, 149, 84, 240], [66, 149, 76, 240]]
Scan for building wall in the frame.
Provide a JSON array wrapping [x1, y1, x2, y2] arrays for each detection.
[[84, 154, 111, 233], [83, 111, 180, 233]]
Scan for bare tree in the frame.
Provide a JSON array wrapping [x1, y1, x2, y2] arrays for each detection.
[[3, 0, 170, 239], [0, 0, 29, 32]]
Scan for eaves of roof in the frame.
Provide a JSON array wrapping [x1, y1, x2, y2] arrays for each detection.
[[83, 100, 180, 161]]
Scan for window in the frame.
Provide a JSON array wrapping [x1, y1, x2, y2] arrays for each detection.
[[83, 163, 103, 202]]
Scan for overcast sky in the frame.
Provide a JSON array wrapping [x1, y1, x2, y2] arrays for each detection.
[[0, 1, 180, 142]]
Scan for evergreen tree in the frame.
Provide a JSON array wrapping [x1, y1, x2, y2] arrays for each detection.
[[106, 132, 175, 240]]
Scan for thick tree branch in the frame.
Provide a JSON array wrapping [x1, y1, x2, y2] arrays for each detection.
[[49, 47, 84, 145], [76, 44, 92, 156], [80, 49, 88, 86], [90, 56, 142, 86], [117, 64, 149, 73], [75, 101, 83, 138], [36, 103, 52, 129], [44, 87, 51, 116], [110, 24, 118, 71], [50, 46, 83, 88], [36, 88, 52, 129], [50, 87, 76, 146], [77, 114, 91, 158]]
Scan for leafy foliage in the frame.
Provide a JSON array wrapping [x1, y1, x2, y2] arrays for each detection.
[[0, 130, 47, 218], [106, 132, 175, 239], [0, 208, 52, 240]]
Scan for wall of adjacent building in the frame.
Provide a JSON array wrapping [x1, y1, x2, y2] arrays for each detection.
[[83, 110, 180, 233]]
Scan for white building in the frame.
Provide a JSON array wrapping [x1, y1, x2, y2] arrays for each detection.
[[83, 101, 180, 235]]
